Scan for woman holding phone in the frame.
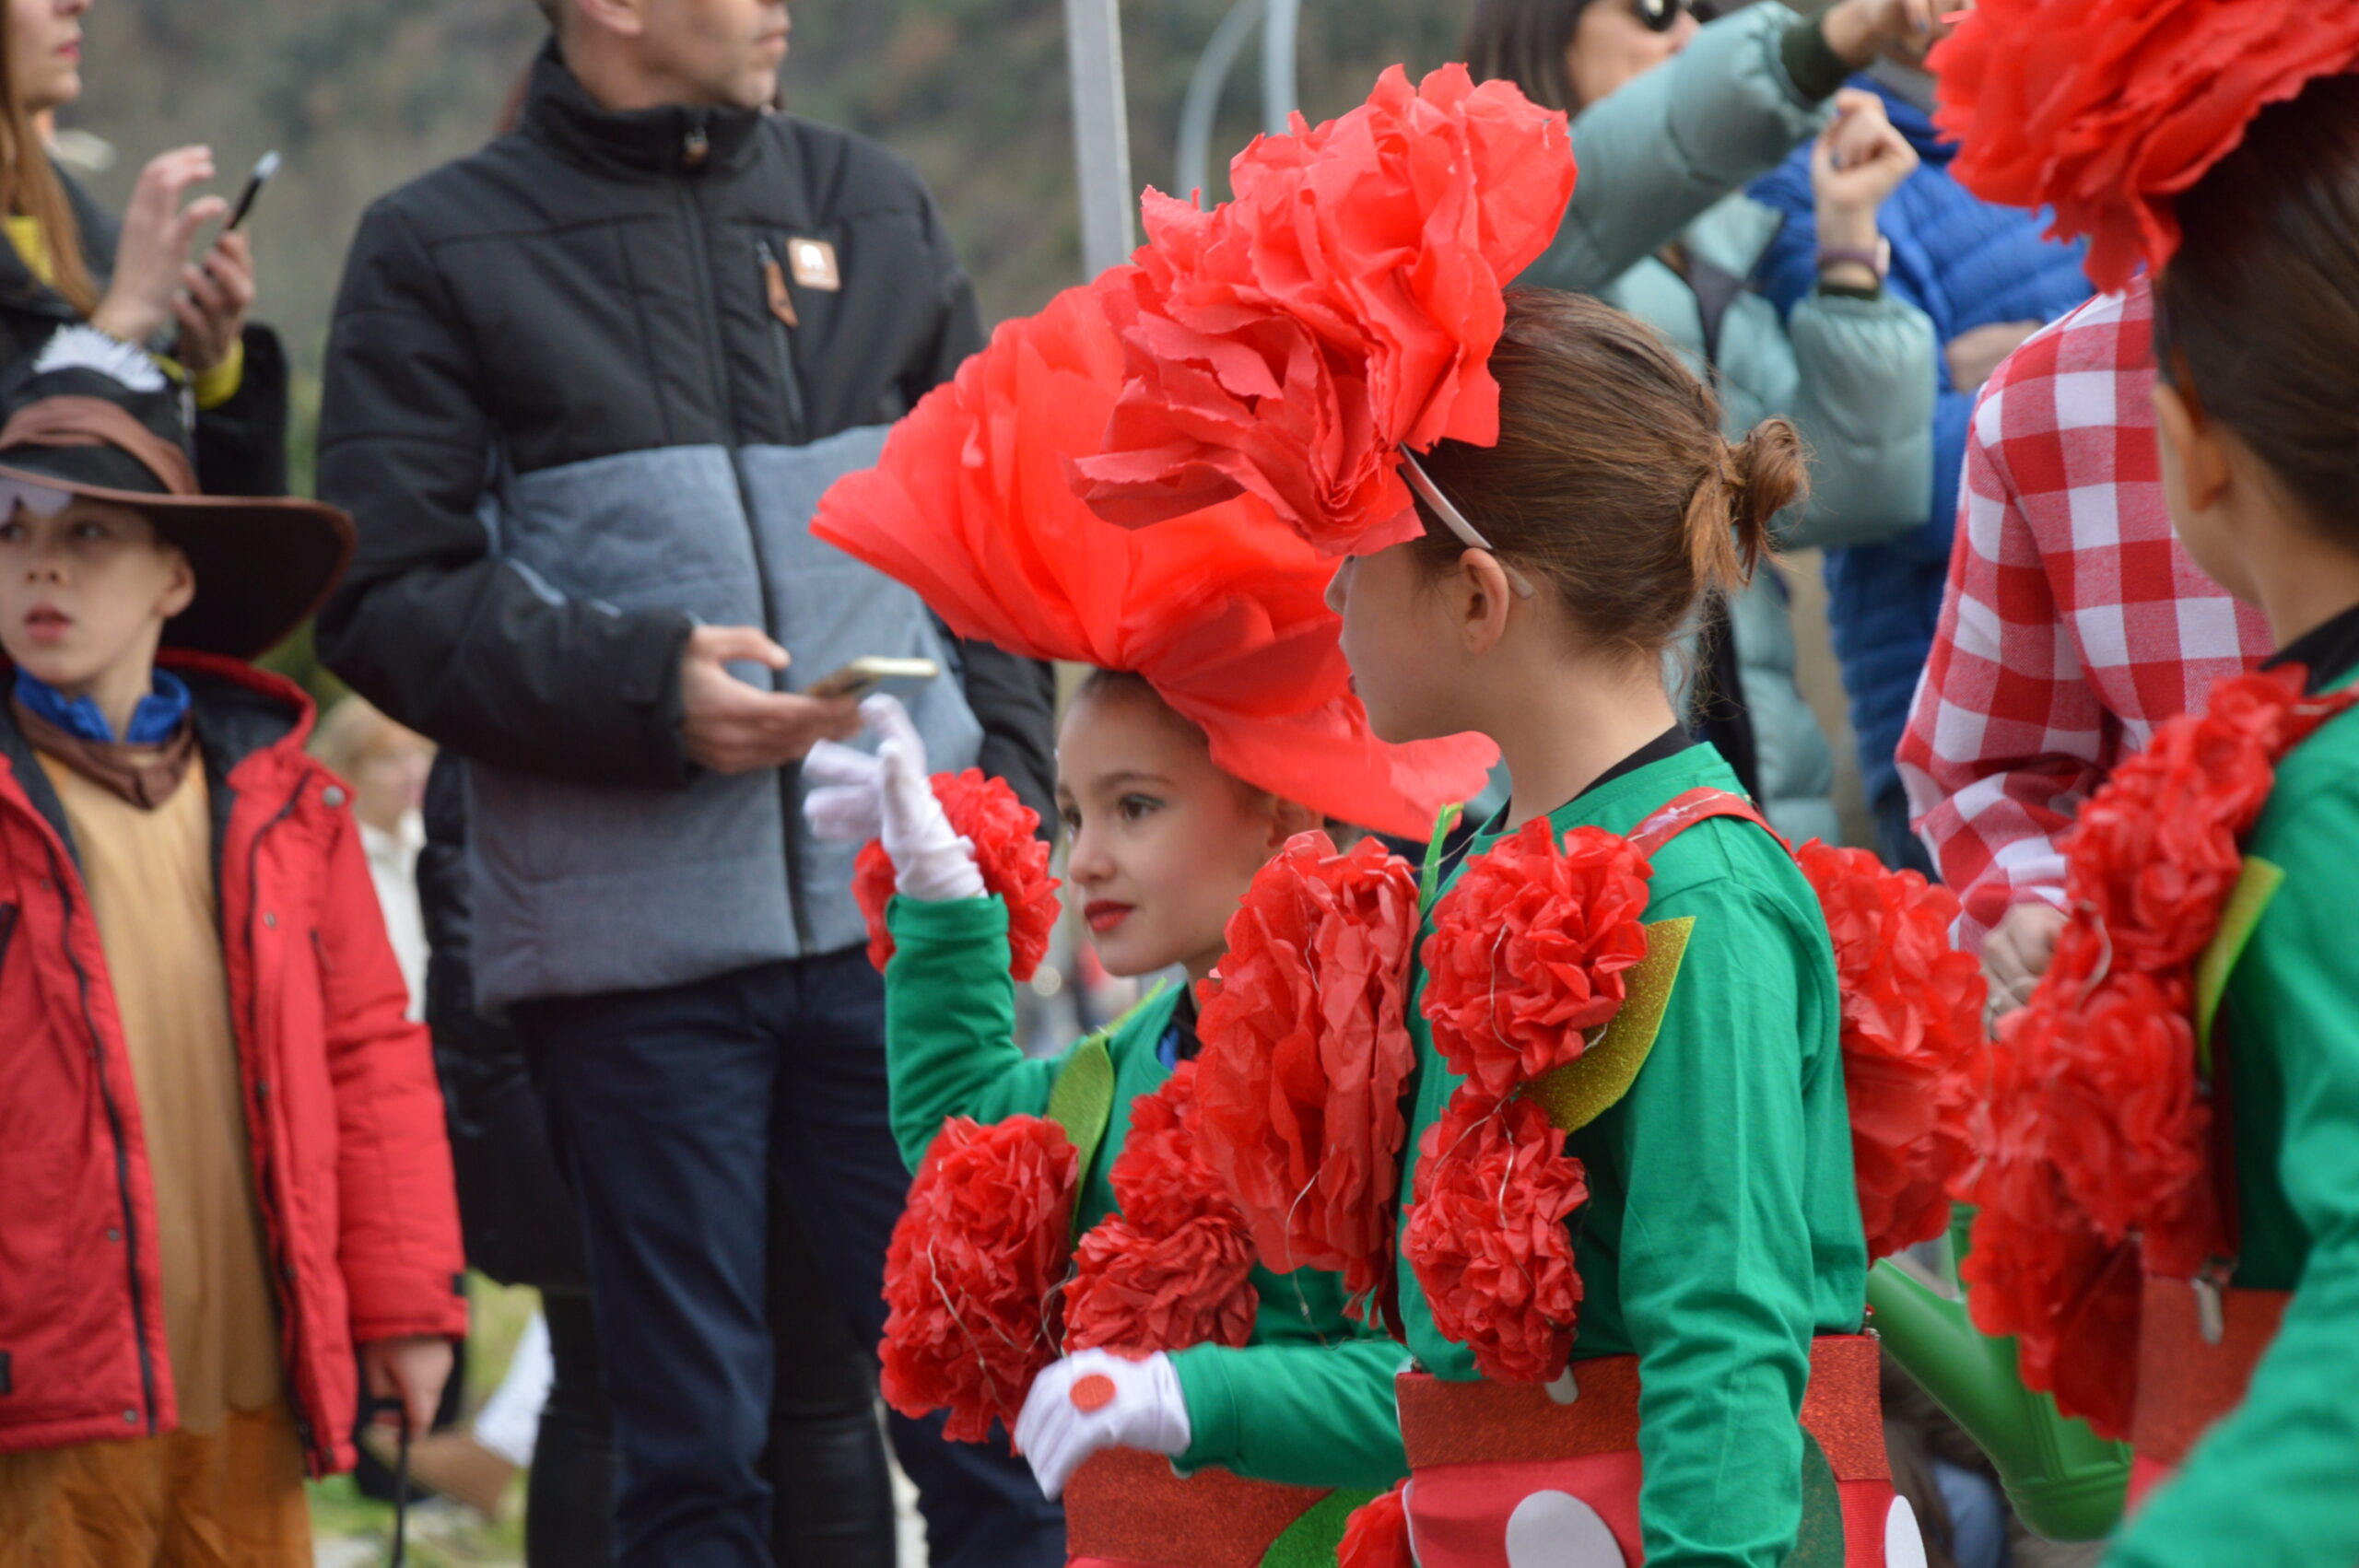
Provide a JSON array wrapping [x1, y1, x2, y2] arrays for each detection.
[[2, 0, 287, 497]]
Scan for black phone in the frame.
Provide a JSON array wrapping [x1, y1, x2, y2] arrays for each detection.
[[224, 151, 281, 234]]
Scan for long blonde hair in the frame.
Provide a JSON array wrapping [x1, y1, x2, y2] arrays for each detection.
[[0, 23, 97, 314]]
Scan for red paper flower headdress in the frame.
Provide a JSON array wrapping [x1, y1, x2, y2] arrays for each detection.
[[812, 284, 1495, 839], [1073, 64, 1577, 557], [1932, 0, 2359, 291]]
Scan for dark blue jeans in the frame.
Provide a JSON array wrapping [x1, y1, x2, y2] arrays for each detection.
[[519, 948, 1065, 1568], [1873, 781, 1939, 881]]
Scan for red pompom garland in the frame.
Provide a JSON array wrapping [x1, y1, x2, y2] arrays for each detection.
[[879, 1116, 1080, 1442], [1402, 1087, 1589, 1385], [1337, 1481, 1417, 1568], [856, 769, 1062, 981], [1065, 1063, 1262, 1356], [1956, 667, 2356, 1437], [1195, 833, 1423, 1312], [1931, 0, 2359, 291], [1795, 841, 1986, 1260], [1419, 820, 1652, 1101]]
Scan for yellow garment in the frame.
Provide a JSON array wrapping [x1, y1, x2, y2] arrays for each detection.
[[4, 215, 244, 409], [0, 1404, 310, 1568], [35, 752, 282, 1433]]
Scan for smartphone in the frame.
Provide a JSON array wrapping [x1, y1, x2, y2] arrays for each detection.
[[224, 151, 281, 234], [806, 655, 940, 702]]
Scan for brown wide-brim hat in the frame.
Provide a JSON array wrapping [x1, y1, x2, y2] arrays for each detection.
[[0, 331, 354, 660]]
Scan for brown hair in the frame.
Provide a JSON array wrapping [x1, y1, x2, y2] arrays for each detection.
[[1411, 288, 1805, 661], [2155, 75, 2359, 538], [0, 34, 97, 315], [1461, 0, 1593, 112]]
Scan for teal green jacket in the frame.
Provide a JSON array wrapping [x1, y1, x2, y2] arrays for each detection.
[[882, 895, 1411, 1491], [2107, 672, 2359, 1568], [1168, 745, 1869, 1568]]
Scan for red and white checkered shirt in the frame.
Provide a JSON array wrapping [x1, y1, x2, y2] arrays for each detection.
[[1896, 278, 2274, 950]]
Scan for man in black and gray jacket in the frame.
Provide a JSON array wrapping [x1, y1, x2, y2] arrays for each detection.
[[314, 3, 1061, 1565]]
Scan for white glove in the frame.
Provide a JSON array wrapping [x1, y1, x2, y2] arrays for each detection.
[[870, 696, 986, 903], [803, 740, 884, 844], [1013, 1349, 1192, 1501]]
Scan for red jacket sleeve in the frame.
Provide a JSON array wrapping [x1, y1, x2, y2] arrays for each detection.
[[314, 802, 469, 1344]]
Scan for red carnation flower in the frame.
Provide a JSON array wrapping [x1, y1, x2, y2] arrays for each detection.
[[1420, 821, 1652, 1101], [856, 769, 1062, 980], [1338, 1482, 1416, 1568], [1073, 65, 1576, 556], [1402, 1088, 1588, 1385], [879, 1115, 1078, 1442], [1932, 0, 2359, 291], [1196, 834, 1421, 1311], [1064, 1064, 1261, 1355], [1795, 842, 1988, 1259]]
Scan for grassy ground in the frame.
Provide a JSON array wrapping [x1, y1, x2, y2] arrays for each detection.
[[307, 1275, 537, 1568]]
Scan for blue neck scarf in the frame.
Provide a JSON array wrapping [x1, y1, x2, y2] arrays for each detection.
[[13, 666, 193, 746]]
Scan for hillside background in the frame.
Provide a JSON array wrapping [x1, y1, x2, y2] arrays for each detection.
[[65, 0, 1465, 479]]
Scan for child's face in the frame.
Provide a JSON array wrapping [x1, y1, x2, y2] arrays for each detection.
[[1325, 540, 1469, 745], [1055, 680, 1309, 983], [0, 496, 194, 696]]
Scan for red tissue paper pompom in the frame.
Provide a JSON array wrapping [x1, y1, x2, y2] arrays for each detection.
[[1931, 0, 2359, 291], [1402, 1088, 1588, 1385], [880, 1115, 1079, 1442], [1073, 64, 1576, 556], [1064, 1063, 1261, 1356], [1338, 1481, 1417, 1568], [856, 769, 1062, 980], [1196, 833, 1421, 1312], [1795, 841, 1987, 1260], [1420, 821, 1652, 1101]]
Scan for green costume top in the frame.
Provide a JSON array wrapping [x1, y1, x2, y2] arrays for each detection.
[[2107, 649, 2359, 1568], [1173, 742, 1869, 1567], [882, 894, 1412, 1492]]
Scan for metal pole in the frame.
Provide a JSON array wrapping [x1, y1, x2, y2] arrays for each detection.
[[1063, 0, 1136, 277], [1176, 0, 1266, 209], [1261, 0, 1301, 135]]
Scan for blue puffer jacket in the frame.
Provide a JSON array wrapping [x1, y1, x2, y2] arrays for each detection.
[[1750, 71, 2091, 809]]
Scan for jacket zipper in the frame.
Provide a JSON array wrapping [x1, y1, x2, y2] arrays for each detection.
[[756, 240, 807, 442], [241, 778, 323, 1470], [0, 901, 16, 970], [40, 842, 160, 1433], [677, 137, 812, 947]]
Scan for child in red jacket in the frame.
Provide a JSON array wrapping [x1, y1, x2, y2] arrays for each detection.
[[0, 329, 466, 1566]]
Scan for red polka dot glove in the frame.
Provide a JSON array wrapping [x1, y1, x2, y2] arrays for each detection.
[[1014, 1349, 1192, 1500]]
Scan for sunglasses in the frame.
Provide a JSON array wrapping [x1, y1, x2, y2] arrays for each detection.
[[1635, 0, 1703, 32]]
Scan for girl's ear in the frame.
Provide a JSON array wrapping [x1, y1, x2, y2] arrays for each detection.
[[2154, 380, 2230, 516], [1266, 794, 1323, 849], [1455, 548, 1517, 656]]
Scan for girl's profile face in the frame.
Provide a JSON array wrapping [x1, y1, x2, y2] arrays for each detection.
[[1326, 541, 1464, 746], [1055, 678, 1304, 983], [8, 0, 88, 117]]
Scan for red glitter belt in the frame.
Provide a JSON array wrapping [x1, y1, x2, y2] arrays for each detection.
[[1062, 1447, 1342, 1568], [1397, 1334, 1889, 1480], [2130, 1276, 2286, 1471]]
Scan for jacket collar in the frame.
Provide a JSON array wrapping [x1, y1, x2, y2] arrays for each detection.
[[520, 41, 766, 180]]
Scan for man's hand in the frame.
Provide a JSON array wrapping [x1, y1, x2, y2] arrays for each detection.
[[678, 624, 861, 774], [361, 1335, 455, 1443], [1944, 321, 2043, 393], [1819, 0, 1937, 70], [1984, 900, 2068, 1017], [89, 147, 225, 349], [1813, 89, 1919, 278], [174, 230, 256, 376]]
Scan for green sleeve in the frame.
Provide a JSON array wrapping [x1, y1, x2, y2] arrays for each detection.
[[1168, 1330, 1410, 1492], [883, 895, 1063, 1174], [1614, 890, 1829, 1568], [2107, 799, 2359, 1568]]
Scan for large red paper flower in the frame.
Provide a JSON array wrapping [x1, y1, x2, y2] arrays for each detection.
[[1073, 65, 1576, 556], [1795, 841, 1987, 1259], [1196, 833, 1421, 1311], [1932, 0, 2359, 290], [1338, 1482, 1416, 1568], [1402, 1088, 1588, 1385], [880, 1115, 1078, 1442], [812, 283, 1497, 839], [1064, 1064, 1261, 1355], [1420, 821, 1652, 1101], [856, 769, 1061, 980]]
